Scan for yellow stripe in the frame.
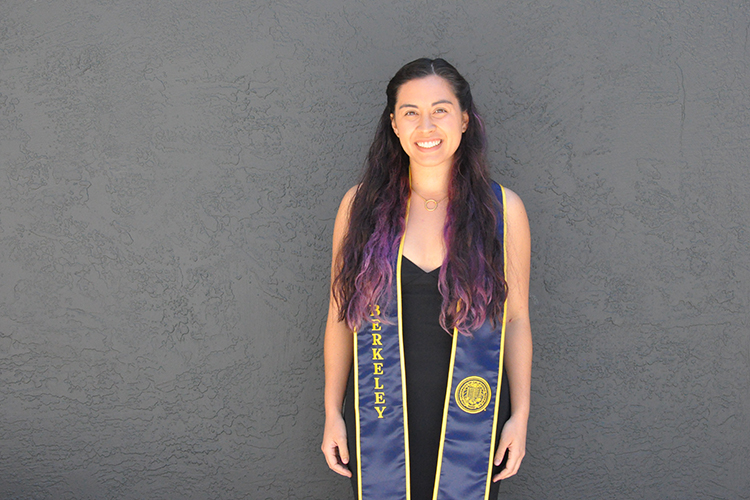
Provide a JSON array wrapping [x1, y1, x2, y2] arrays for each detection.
[[354, 326, 363, 500], [398, 196, 412, 499], [432, 325, 459, 500], [484, 185, 508, 499]]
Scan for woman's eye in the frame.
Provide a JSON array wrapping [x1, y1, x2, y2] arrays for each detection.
[[405, 111, 417, 116], [435, 108, 447, 114]]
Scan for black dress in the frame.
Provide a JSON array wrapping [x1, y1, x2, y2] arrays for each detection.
[[344, 257, 511, 499]]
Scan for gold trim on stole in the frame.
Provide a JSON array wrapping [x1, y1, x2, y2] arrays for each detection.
[[398, 197, 412, 499], [354, 324, 363, 500], [432, 326, 459, 499]]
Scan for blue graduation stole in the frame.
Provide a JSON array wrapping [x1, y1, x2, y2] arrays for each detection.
[[353, 183, 508, 500]]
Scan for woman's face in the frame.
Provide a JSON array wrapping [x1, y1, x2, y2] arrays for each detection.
[[390, 75, 469, 172]]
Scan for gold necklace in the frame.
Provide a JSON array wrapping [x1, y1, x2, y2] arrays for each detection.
[[411, 189, 448, 212]]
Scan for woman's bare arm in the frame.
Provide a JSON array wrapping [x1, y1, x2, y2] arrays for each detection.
[[321, 186, 358, 478], [493, 187, 533, 481]]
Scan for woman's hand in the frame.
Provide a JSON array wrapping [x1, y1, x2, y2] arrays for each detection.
[[492, 413, 528, 482], [321, 413, 352, 478]]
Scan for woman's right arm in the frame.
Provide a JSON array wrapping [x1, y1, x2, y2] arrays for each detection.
[[321, 186, 358, 478]]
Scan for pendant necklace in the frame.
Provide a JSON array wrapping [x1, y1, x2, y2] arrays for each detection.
[[411, 188, 448, 212]]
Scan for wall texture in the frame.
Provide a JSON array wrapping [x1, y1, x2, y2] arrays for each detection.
[[0, 1, 748, 499]]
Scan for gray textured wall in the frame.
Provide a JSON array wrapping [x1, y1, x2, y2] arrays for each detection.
[[0, 1, 748, 499]]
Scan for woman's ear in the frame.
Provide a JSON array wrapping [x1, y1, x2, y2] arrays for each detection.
[[462, 111, 469, 133], [390, 113, 399, 137]]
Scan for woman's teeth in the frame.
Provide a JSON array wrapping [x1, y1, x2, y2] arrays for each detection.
[[417, 140, 441, 148]]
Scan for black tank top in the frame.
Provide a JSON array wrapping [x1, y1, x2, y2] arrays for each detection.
[[344, 257, 509, 499], [400, 256, 453, 498]]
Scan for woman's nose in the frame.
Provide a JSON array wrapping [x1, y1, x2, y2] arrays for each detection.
[[418, 114, 436, 131]]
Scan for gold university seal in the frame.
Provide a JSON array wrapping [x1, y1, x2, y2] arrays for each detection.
[[455, 376, 492, 413]]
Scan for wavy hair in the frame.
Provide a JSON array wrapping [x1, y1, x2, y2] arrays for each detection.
[[333, 58, 507, 335]]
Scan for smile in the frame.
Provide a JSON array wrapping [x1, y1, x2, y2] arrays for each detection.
[[416, 139, 442, 149]]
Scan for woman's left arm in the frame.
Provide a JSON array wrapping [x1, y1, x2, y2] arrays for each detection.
[[493, 187, 533, 482]]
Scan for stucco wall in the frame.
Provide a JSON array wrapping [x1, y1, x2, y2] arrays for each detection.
[[0, 1, 748, 499]]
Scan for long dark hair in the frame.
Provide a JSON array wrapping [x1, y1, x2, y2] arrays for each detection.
[[333, 58, 507, 335]]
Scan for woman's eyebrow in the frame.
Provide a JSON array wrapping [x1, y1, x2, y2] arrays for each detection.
[[397, 99, 454, 110]]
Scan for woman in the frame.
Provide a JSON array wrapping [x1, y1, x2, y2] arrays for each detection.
[[321, 58, 532, 500]]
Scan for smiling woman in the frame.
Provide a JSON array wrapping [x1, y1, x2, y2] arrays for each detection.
[[321, 58, 532, 500], [390, 75, 468, 174]]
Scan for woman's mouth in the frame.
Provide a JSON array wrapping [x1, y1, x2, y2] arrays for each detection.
[[416, 139, 442, 149]]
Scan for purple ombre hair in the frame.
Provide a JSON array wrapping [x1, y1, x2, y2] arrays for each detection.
[[333, 58, 507, 335]]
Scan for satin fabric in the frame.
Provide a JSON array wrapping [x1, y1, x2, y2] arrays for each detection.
[[354, 183, 507, 500]]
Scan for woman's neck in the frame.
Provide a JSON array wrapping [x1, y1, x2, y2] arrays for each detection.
[[409, 163, 451, 198]]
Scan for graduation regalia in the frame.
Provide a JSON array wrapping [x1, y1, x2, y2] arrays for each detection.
[[353, 183, 509, 500]]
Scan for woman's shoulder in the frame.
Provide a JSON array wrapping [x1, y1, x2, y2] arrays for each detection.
[[332, 184, 361, 235], [336, 184, 360, 217], [502, 186, 525, 209], [492, 182, 528, 225], [341, 184, 360, 204], [491, 182, 525, 210]]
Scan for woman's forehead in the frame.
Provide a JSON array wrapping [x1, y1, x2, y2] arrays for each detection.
[[395, 75, 458, 106]]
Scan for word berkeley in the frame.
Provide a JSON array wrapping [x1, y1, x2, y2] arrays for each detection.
[[370, 305, 386, 418]]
